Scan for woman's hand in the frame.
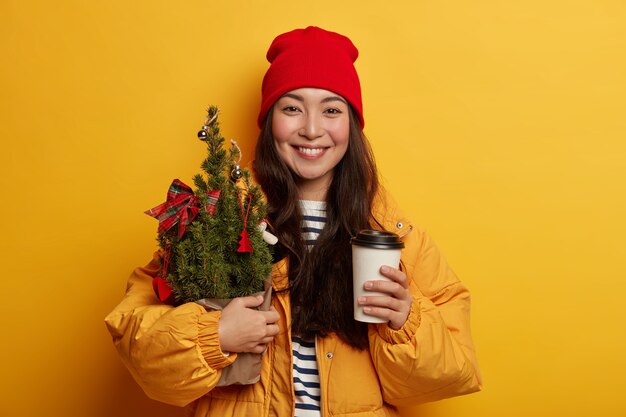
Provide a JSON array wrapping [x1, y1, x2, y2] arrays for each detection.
[[218, 295, 280, 354], [358, 266, 413, 330]]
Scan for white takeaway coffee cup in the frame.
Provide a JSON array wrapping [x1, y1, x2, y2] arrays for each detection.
[[351, 230, 404, 323]]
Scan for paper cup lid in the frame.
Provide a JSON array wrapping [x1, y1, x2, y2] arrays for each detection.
[[351, 230, 404, 249]]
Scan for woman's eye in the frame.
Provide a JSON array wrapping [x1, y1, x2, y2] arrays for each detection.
[[282, 106, 300, 113], [324, 108, 342, 114]]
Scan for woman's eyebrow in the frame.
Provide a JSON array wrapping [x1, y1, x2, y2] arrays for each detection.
[[282, 93, 304, 101], [321, 96, 347, 104], [281, 93, 347, 104]]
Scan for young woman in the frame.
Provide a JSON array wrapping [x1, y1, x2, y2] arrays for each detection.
[[106, 26, 481, 417]]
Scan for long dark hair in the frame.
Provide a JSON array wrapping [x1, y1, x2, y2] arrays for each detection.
[[253, 105, 379, 350]]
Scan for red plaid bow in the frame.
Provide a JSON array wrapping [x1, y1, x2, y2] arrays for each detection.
[[145, 179, 200, 238]]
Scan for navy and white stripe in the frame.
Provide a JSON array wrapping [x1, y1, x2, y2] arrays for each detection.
[[292, 336, 321, 416], [293, 200, 327, 417], [299, 200, 327, 248]]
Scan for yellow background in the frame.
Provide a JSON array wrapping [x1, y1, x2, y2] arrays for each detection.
[[1, 1, 625, 416]]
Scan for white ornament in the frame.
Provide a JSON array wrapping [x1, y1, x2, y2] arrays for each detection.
[[258, 221, 278, 245]]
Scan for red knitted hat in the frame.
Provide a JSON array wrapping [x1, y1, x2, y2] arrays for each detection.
[[258, 26, 364, 128]]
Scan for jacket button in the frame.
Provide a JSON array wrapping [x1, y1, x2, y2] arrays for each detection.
[[325, 352, 333, 359]]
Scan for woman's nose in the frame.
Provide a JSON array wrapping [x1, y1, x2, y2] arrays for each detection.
[[299, 113, 324, 140]]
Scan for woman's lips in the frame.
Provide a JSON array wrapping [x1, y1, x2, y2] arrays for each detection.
[[295, 146, 327, 159]]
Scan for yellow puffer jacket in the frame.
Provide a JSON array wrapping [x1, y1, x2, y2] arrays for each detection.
[[105, 194, 482, 416]]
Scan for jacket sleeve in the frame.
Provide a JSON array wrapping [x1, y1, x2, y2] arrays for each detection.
[[368, 224, 482, 406], [104, 251, 237, 407]]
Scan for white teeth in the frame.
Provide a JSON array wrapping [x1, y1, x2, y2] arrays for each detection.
[[298, 147, 324, 156]]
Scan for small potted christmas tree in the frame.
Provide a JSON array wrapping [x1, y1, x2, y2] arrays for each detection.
[[145, 106, 274, 385]]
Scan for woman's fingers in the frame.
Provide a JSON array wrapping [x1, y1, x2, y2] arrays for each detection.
[[263, 306, 280, 325], [360, 294, 402, 311], [359, 298, 410, 330], [364, 279, 407, 300], [218, 296, 280, 353], [361, 304, 395, 322], [234, 294, 265, 308], [250, 343, 268, 354], [359, 265, 412, 330], [379, 265, 409, 288], [265, 323, 280, 337]]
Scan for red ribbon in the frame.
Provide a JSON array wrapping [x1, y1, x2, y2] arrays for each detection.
[[152, 277, 174, 303], [207, 189, 220, 216], [145, 179, 199, 238], [153, 246, 175, 304], [145, 179, 220, 239], [146, 180, 221, 304]]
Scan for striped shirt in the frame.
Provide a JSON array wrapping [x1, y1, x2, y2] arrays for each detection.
[[292, 336, 321, 417], [299, 200, 327, 248], [293, 200, 326, 417]]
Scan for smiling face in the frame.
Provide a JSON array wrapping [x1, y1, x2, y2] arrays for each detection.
[[271, 88, 350, 201]]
